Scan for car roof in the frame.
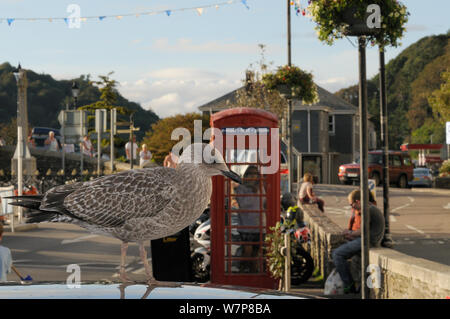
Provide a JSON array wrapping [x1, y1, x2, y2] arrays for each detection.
[[0, 282, 307, 299], [32, 127, 61, 135]]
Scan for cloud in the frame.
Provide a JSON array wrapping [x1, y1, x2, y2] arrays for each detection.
[[406, 24, 429, 32], [118, 67, 241, 118], [149, 38, 257, 54]]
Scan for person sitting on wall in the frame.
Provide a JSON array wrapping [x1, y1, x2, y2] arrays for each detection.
[[298, 172, 325, 212], [332, 189, 385, 294]]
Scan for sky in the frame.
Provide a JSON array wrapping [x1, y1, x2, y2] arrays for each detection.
[[0, 0, 448, 118]]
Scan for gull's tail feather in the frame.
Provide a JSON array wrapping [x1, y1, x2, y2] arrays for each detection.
[[6, 194, 71, 224]]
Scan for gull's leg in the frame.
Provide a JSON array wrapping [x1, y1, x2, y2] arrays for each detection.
[[139, 241, 155, 282], [139, 241, 182, 289], [120, 242, 132, 282]]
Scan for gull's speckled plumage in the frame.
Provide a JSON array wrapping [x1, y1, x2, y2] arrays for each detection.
[[39, 157, 212, 242]]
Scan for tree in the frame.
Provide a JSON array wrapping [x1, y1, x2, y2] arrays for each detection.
[[231, 44, 288, 122], [78, 72, 131, 116], [0, 118, 17, 145], [428, 70, 450, 125], [141, 113, 210, 164]]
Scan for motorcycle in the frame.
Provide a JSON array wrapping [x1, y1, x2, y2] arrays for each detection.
[[190, 209, 211, 282], [283, 206, 314, 285]]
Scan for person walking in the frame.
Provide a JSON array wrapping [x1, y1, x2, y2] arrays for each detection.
[[0, 224, 12, 282], [81, 135, 94, 157], [139, 144, 152, 168], [125, 136, 139, 166], [44, 131, 60, 151]]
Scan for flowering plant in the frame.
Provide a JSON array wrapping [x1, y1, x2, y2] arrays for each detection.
[[262, 65, 319, 104], [307, 0, 409, 47]]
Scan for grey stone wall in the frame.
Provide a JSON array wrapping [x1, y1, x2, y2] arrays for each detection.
[[0, 145, 103, 182], [299, 203, 346, 279]]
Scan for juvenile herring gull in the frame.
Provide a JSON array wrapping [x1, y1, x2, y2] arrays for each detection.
[[9, 143, 242, 283]]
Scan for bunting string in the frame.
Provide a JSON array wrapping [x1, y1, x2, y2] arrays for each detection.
[[0, 0, 250, 26]]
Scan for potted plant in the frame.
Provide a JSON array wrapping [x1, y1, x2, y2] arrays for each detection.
[[307, 0, 409, 47], [262, 65, 319, 104]]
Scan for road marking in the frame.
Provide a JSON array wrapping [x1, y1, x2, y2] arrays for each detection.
[[405, 224, 430, 238], [390, 215, 397, 222], [444, 203, 450, 209], [61, 234, 99, 244], [391, 196, 415, 213]]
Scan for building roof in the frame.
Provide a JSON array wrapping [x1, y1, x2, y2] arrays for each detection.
[[198, 84, 358, 114]]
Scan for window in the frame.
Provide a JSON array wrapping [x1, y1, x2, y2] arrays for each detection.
[[390, 155, 402, 167], [328, 115, 335, 134]]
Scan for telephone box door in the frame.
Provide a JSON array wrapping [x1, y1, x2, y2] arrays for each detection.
[[210, 108, 280, 289]]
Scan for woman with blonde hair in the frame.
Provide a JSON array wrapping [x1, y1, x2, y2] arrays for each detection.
[[298, 172, 325, 212]]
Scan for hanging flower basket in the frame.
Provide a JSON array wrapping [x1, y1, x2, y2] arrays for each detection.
[[262, 65, 319, 105], [307, 0, 409, 47]]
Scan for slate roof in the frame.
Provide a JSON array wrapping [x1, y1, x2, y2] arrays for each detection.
[[198, 84, 357, 114]]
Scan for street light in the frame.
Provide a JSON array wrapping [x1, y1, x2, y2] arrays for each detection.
[[71, 81, 80, 109], [13, 64, 22, 82], [71, 81, 83, 173]]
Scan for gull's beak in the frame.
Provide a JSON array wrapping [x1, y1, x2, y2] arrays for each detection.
[[220, 169, 243, 184]]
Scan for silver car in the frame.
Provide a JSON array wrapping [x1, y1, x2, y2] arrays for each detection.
[[409, 168, 433, 187]]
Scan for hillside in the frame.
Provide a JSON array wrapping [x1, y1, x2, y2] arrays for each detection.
[[335, 32, 450, 149], [0, 62, 159, 140]]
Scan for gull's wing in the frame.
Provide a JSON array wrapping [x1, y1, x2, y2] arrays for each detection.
[[41, 167, 179, 228]]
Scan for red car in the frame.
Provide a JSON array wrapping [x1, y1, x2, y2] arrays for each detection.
[[338, 151, 414, 188]]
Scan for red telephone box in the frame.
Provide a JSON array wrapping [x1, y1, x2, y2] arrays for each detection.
[[210, 108, 280, 289]]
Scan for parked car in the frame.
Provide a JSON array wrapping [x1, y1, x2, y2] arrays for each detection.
[[31, 127, 62, 149], [409, 167, 433, 188], [338, 150, 414, 188]]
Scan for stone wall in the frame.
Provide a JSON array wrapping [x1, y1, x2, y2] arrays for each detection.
[[299, 203, 346, 280], [0, 145, 102, 176], [300, 203, 450, 299], [369, 248, 450, 299]]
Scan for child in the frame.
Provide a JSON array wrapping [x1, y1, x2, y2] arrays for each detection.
[[0, 224, 12, 282]]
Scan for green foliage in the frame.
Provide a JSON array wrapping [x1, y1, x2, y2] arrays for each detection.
[[428, 70, 450, 125], [141, 113, 210, 164], [262, 65, 319, 105], [411, 120, 445, 144], [0, 118, 17, 145], [308, 0, 409, 47], [439, 160, 450, 177], [265, 219, 298, 288], [335, 33, 449, 149]]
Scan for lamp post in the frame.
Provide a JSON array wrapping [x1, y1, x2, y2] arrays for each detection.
[[13, 64, 35, 224], [72, 81, 82, 175], [286, 0, 294, 194], [71, 81, 80, 110], [379, 47, 393, 248]]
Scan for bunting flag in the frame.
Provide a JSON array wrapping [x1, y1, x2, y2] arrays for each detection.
[[241, 0, 250, 10], [0, 0, 247, 27]]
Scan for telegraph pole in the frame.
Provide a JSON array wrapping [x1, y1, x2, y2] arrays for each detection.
[[379, 47, 393, 248], [286, 0, 294, 193], [358, 36, 370, 299]]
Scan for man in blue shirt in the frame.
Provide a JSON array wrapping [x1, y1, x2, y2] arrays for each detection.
[[0, 224, 12, 282]]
